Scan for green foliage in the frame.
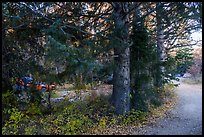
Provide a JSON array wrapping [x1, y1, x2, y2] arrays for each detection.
[[2, 90, 19, 108], [117, 109, 148, 126], [2, 107, 28, 135], [98, 116, 108, 129], [50, 91, 60, 98], [87, 95, 115, 117], [27, 88, 43, 105], [44, 33, 103, 85], [175, 47, 194, 74], [163, 82, 176, 95], [130, 20, 159, 111], [2, 2, 46, 91], [163, 47, 193, 84], [72, 75, 86, 90], [24, 125, 38, 135], [131, 88, 163, 112], [3, 2, 198, 134], [2, 93, 155, 135], [39, 101, 94, 135], [26, 103, 43, 115], [2, 90, 20, 126], [65, 115, 92, 135], [163, 54, 178, 82]]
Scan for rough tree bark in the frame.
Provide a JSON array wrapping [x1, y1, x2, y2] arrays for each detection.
[[111, 2, 130, 115], [155, 2, 166, 87]]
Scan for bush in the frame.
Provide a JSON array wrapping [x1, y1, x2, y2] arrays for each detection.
[[162, 82, 176, 97], [26, 103, 43, 115], [118, 109, 148, 126], [98, 116, 107, 129], [2, 90, 20, 126], [24, 125, 38, 135], [2, 91, 155, 135], [2, 90, 19, 108], [2, 107, 28, 135]]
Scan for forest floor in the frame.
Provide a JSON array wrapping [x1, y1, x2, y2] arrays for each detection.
[[50, 84, 113, 104], [48, 76, 202, 135], [131, 77, 202, 135]]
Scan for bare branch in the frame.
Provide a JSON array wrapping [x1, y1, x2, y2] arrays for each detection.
[[166, 40, 201, 50], [18, 2, 54, 23]]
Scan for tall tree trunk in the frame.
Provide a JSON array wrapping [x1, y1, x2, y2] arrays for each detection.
[[155, 2, 166, 87], [111, 2, 130, 115]]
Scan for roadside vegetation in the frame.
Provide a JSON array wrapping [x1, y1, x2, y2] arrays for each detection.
[[2, 82, 177, 135], [2, 2, 201, 135]]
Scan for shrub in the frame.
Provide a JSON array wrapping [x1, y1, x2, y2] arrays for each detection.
[[39, 100, 95, 135], [2, 107, 28, 135], [98, 116, 107, 129], [2, 90, 20, 127], [2, 90, 19, 108], [24, 125, 38, 135], [161, 82, 176, 98], [2, 90, 156, 135], [118, 109, 148, 126], [26, 103, 43, 115]]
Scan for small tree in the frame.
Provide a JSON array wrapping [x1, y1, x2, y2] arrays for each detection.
[[163, 46, 194, 82], [175, 47, 194, 75]]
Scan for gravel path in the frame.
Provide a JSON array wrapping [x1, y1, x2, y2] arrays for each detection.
[[132, 78, 202, 135]]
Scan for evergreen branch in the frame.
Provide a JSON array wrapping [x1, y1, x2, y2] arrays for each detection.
[[2, 24, 26, 31]]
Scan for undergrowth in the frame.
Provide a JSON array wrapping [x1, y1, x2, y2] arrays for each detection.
[[2, 82, 176, 135]]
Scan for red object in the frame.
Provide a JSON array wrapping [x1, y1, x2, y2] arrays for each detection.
[[36, 85, 42, 91], [35, 83, 56, 91], [19, 80, 24, 86], [48, 85, 52, 91], [15, 77, 57, 92]]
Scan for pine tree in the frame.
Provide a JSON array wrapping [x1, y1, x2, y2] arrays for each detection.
[[130, 9, 157, 111], [110, 2, 131, 115]]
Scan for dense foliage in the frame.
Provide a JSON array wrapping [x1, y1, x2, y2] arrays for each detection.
[[130, 18, 159, 111], [2, 90, 175, 135], [2, 2, 201, 134]]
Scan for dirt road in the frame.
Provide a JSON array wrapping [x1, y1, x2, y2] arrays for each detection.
[[132, 79, 202, 135]]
